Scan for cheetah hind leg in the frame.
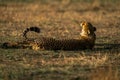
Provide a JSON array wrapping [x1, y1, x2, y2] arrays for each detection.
[[1, 41, 32, 49]]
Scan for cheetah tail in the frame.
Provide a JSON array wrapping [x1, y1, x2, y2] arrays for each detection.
[[23, 26, 40, 39]]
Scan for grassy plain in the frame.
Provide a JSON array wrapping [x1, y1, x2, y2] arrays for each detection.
[[0, 0, 120, 80]]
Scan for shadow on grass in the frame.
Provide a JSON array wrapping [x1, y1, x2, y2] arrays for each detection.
[[94, 43, 120, 52], [0, 42, 120, 52]]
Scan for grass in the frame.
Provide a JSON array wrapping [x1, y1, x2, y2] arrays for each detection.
[[0, 0, 120, 80]]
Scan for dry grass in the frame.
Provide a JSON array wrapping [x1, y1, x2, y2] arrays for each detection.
[[0, 0, 120, 80], [89, 66, 119, 80]]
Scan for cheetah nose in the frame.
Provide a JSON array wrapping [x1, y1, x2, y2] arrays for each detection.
[[80, 23, 83, 27]]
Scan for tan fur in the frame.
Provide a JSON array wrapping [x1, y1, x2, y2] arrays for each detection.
[[1, 21, 96, 50]]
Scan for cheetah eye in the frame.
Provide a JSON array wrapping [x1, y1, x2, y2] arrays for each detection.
[[81, 22, 86, 26]]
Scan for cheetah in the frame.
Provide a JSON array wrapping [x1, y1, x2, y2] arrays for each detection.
[[1, 21, 96, 50]]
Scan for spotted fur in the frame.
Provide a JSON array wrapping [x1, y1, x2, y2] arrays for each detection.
[[23, 21, 96, 50]]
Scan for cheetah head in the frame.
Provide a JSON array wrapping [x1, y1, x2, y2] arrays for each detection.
[[80, 21, 96, 37]]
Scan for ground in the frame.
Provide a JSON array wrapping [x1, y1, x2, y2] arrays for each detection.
[[0, 0, 120, 80]]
